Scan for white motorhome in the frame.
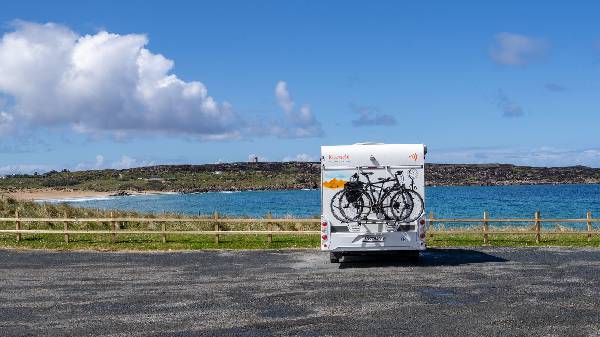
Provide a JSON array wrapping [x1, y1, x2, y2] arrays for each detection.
[[320, 143, 427, 263]]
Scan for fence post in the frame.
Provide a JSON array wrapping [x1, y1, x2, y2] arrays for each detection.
[[63, 211, 69, 244], [267, 212, 273, 244], [587, 210, 592, 242], [428, 211, 434, 239], [15, 210, 21, 242], [214, 212, 220, 244], [483, 211, 489, 245], [161, 221, 167, 243], [110, 211, 117, 243], [535, 211, 541, 244]]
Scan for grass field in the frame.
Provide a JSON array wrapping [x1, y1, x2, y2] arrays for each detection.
[[1, 232, 599, 251], [2, 196, 600, 250]]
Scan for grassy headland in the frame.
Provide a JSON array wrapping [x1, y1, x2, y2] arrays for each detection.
[[0, 162, 320, 194], [2, 163, 600, 197]]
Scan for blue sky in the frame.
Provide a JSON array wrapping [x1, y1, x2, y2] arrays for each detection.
[[1, 0, 600, 173]]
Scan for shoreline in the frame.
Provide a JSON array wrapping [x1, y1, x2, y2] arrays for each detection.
[[1, 189, 174, 201], [2, 182, 600, 202]]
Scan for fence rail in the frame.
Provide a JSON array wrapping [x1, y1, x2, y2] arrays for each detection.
[[0, 210, 598, 244]]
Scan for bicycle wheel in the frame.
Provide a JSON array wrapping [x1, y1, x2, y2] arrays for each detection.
[[329, 190, 348, 222], [403, 190, 424, 223], [338, 189, 371, 222], [388, 190, 414, 221], [381, 187, 402, 220]]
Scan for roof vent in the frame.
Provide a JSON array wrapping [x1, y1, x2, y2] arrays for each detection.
[[353, 142, 384, 145]]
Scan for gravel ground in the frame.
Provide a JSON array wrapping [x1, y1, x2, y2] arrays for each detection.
[[1, 247, 599, 337]]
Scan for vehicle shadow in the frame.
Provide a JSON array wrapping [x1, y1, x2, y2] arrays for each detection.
[[338, 248, 508, 269]]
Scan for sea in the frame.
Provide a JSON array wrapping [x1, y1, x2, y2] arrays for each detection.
[[36, 184, 600, 229]]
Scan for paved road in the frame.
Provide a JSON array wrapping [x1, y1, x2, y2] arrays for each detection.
[[1, 248, 599, 337]]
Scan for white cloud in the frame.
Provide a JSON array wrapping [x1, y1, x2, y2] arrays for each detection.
[[74, 154, 154, 171], [0, 111, 13, 135], [74, 154, 103, 171], [282, 153, 316, 162], [544, 83, 567, 92], [430, 147, 600, 167], [495, 90, 524, 117], [95, 154, 104, 168], [273, 81, 323, 138], [275, 81, 294, 115], [0, 21, 240, 139], [489, 32, 548, 66], [0, 164, 54, 175], [110, 155, 154, 169], [350, 104, 397, 127]]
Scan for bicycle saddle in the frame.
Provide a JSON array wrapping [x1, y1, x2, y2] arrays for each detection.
[[361, 172, 374, 176]]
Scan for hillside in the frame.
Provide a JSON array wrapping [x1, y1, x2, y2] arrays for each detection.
[[2, 162, 600, 193], [0, 162, 321, 193]]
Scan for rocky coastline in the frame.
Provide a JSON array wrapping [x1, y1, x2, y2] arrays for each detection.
[[2, 162, 600, 197]]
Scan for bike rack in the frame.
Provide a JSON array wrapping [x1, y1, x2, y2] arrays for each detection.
[[323, 165, 423, 171], [353, 219, 416, 232]]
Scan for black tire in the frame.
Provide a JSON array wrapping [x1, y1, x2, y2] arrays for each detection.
[[388, 190, 414, 221], [329, 190, 348, 222], [381, 187, 404, 220], [403, 190, 424, 223], [338, 189, 371, 222], [330, 252, 341, 263]]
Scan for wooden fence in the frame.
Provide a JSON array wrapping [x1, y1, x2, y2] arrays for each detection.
[[0, 210, 598, 244]]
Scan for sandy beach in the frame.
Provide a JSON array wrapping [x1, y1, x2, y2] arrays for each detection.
[[0, 190, 172, 201]]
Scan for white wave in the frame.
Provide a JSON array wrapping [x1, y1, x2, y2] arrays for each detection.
[[35, 196, 114, 203], [130, 192, 180, 197], [220, 191, 241, 194]]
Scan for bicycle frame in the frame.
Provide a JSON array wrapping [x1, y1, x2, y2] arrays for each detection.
[[356, 170, 396, 206]]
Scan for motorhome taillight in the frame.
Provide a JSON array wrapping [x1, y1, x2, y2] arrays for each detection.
[[419, 232, 426, 239], [322, 234, 328, 240], [419, 219, 426, 225], [321, 221, 328, 227]]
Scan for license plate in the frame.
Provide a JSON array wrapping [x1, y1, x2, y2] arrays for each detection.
[[363, 235, 384, 242]]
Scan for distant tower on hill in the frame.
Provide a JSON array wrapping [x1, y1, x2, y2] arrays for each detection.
[[249, 155, 259, 163]]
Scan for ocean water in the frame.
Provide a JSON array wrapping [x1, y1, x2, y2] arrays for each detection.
[[38, 185, 600, 228]]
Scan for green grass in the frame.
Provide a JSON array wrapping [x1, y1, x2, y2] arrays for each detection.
[[1, 196, 600, 251], [1, 232, 600, 251], [0, 233, 320, 250]]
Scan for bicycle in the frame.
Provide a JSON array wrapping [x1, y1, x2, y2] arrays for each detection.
[[387, 169, 424, 223], [330, 169, 417, 223]]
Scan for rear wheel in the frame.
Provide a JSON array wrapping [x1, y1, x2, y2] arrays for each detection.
[[329, 190, 347, 222], [388, 190, 414, 221], [403, 190, 424, 223], [338, 190, 371, 222]]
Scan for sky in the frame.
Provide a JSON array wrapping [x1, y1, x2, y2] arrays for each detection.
[[1, 0, 600, 174]]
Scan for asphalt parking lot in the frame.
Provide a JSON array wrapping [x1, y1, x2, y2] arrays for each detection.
[[1, 247, 599, 337]]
